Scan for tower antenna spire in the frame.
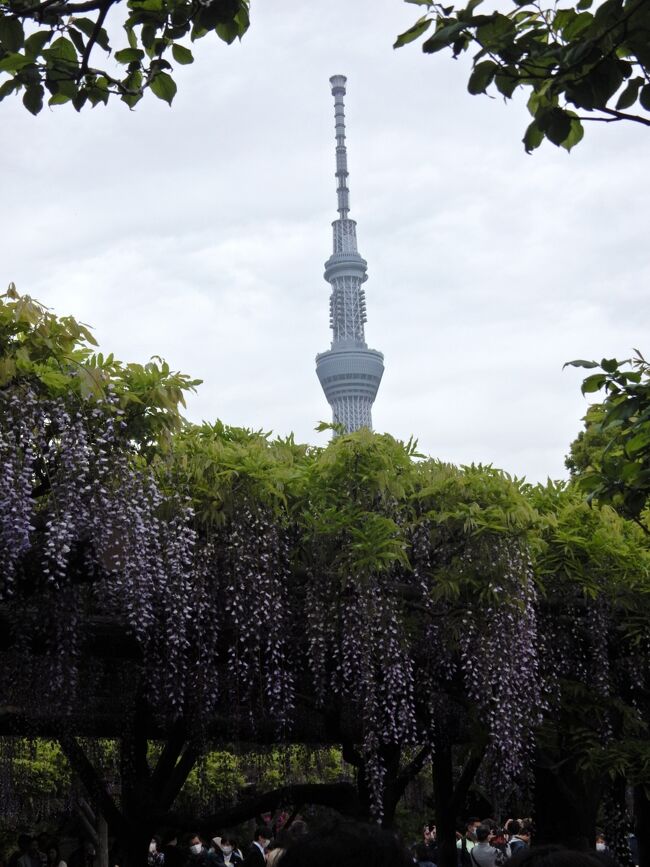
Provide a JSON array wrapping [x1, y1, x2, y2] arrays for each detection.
[[316, 75, 384, 433], [330, 74, 350, 220]]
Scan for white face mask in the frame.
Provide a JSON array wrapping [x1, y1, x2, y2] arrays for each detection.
[[596, 844, 606, 852], [190, 843, 202, 855], [222, 847, 233, 856], [149, 842, 157, 854]]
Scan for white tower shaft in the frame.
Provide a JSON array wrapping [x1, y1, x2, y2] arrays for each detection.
[[315, 76, 384, 433]]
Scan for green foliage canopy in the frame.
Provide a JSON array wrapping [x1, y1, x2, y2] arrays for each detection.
[[395, 0, 650, 151], [0, 284, 201, 458], [566, 353, 650, 530], [0, 0, 248, 113]]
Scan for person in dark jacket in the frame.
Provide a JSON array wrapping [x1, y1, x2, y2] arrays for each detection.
[[243, 827, 273, 867]]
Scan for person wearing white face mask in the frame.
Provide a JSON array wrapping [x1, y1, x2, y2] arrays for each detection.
[[243, 826, 273, 867], [186, 834, 214, 865], [211, 835, 242, 866]]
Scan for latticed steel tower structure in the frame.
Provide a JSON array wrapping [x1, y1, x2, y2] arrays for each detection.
[[316, 75, 384, 432]]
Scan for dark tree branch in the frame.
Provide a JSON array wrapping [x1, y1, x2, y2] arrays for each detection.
[[79, 0, 114, 76], [168, 782, 361, 832], [150, 720, 188, 791], [450, 740, 488, 815], [158, 744, 199, 811], [395, 743, 431, 794], [57, 732, 130, 840], [578, 108, 650, 127]]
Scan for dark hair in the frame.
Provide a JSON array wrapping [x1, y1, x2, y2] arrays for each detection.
[[509, 821, 522, 835], [254, 826, 273, 842], [279, 820, 413, 867], [220, 834, 237, 846], [476, 826, 491, 843], [151, 836, 162, 847], [509, 845, 605, 867]]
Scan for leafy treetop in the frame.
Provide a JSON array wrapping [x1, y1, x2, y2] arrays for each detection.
[[566, 352, 650, 532], [395, 0, 650, 152], [0, 0, 248, 113], [0, 283, 201, 456]]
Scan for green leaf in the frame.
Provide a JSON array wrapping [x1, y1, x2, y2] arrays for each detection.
[[0, 52, 31, 73], [22, 83, 44, 115], [0, 79, 17, 101], [616, 77, 643, 110], [560, 11, 593, 40], [48, 92, 72, 105], [522, 119, 543, 152], [45, 37, 78, 64], [541, 107, 572, 146], [393, 17, 432, 48], [582, 374, 607, 394], [125, 26, 138, 49], [640, 83, 650, 112], [577, 0, 593, 8], [494, 71, 518, 98], [114, 47, 145, 63], [24, 31, 52, 58], [68, 27, 86, 56], [564, 359, 599, 370], [149, 71, 176, 104], [422, 21, 467, 53], [560, 116, 584, 151], [72, 89, 87, 111], [72, 17, 111, 51], [467, 59, 497, 94], [0, 17, 25, 52], [171, 43, 194, 64]]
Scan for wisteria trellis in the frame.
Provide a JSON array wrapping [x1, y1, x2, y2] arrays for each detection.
[[0, 367, 648, 845]]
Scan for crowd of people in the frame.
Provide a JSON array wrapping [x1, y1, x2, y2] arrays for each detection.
[[3, 817, 634, 867]]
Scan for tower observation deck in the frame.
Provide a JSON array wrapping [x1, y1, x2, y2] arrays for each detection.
[[315, 75, 384, 433]]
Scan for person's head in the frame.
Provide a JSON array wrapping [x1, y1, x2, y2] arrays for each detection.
[[219, 835, 237, 855], [279, 820, 414, 867], [509, 821, 522, 836], [27, 838, 40, 856], [466, 819, 481, 842], [47, 845, 60, 863], [254, 826, 273, 849], [188, 834, 203, 855], [150, 836, 162, 855], [476, 826, 491, 844], [423, 823, 436, 843]]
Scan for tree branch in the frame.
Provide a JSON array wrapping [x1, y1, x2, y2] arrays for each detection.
[[167, 782, 361, 832], [57, 732, 130, 840], [79, 0, 114, 76]]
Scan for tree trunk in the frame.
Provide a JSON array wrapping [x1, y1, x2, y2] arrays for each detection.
[[533, 761, 599, 849], [432, 740, 458, 867], [634, 785, 649, 867]]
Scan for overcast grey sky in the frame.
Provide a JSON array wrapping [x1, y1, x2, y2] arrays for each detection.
[[2, 0, 648, 481]]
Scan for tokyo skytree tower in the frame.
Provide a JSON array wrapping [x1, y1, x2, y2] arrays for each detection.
[[316, 75, 384, 433]]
